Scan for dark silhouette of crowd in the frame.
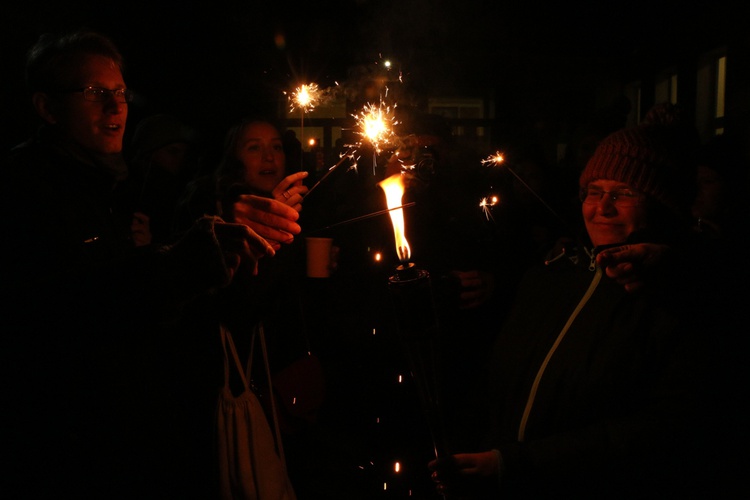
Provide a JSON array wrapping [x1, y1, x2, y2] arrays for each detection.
[[1, 26, 747, 500]]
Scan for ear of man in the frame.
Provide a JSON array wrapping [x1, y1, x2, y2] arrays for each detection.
[[32, 92, 58, 125]]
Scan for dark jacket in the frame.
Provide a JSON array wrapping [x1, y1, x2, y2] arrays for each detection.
[[174, 172, 311, 390], [484, 239, 740, 498], [0, 132, 233, 499]]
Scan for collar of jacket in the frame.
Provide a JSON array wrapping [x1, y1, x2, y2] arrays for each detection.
[[35, 125, 129, 183]]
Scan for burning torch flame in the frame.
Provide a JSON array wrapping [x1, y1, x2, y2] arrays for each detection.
[[378, 174, 411, 263]]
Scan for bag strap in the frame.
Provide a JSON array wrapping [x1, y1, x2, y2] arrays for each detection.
[[253, 322, 287, 465], [220, 323, 250, 392], [220, 321, 288, 466]]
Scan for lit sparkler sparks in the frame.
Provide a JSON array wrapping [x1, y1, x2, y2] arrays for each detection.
[[284, 82, 332, 170], [353, 98, 398, 155], [479, 194, 500, 221], [351, 97, 399, 175], [286, 83, 323, 114], [481, 151, 505, 167], [481, 150, 564, 223]]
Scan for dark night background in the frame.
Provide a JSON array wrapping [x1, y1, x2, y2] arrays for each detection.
[[2, 0, 742, 154], [1, 2, 746, 498]]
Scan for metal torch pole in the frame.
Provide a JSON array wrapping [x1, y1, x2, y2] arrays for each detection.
[[387, 263, 446, 461]]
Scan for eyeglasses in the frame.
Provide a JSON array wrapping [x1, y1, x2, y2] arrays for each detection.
[[63, 86, 134, 103], [579, 186, 643, 207]]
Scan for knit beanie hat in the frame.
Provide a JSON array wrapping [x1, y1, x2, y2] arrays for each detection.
[[579, 119, 696, 217]]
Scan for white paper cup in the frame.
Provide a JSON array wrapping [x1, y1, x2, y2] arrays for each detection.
[[305, 237, 334, 278]]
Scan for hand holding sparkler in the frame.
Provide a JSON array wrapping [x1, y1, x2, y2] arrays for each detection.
[[596, 242, 671, 293], [271, 171, 309, 212], [231, 195, 301, 250]]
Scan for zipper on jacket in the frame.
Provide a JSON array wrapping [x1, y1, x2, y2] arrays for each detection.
[[517, 264, 603, 442], [586, 246, 596, 271]]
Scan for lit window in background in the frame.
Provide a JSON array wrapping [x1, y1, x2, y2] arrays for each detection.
[[715, 55, 726, 135], [655, 71, 677, 105]]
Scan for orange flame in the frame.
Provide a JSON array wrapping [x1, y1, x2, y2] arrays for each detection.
[[378, 174, 411, 262]]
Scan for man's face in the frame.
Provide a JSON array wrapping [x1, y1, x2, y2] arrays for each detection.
[[582, 179, 649, 247], [49, 54, 128, 155]]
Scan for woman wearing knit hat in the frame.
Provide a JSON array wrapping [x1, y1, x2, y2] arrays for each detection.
[[427, 121, 741, 497]]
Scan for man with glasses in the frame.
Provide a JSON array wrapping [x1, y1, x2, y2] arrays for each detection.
[[64, 86, 134, 103], [0, 30, 302, 497], [427, 121, 739, 497]]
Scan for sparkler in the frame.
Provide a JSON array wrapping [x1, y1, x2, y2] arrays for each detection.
[[305, 202, 416, 235], [303, 96, 398, 200], [302, 148, 356, 200], [286, 83, 322, 114], [479, 194, 500, 221], [352, 96, 398, 175], [482, 151, 564, 223], [285, 83, 324, 170]]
